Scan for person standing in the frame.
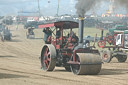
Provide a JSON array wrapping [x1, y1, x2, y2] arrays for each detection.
[[43, 27, 52, 44]]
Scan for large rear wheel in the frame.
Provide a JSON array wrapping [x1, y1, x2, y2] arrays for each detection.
[[41, 44, 56, 71], [70, 53, 102, 75]]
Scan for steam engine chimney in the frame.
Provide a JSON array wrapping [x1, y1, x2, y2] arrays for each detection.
[[75, 17, 85, 50], [79, 17, 84, 44]]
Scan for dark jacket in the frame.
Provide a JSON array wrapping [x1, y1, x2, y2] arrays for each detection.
[[56, 30, 61, 38], [43, 29, 52, 41]]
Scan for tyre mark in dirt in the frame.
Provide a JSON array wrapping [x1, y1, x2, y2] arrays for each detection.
[[2, 42, 41, 59], [0, 58, 39, 66], [96, 74, 128, 80], [0, 67, 127, 85], [0, 67, 84, 83], [0, 45, 35, 58]]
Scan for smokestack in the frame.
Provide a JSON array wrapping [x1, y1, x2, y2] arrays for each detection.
[[78, 17, 84, 43], [74, 0, 102, 49], [75, 0, 96, 44], [74, 17, 85, 50]]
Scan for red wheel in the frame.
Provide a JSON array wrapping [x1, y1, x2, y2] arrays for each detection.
[[41, 44, 56, 71], [97, 40, 106, 48], [47, 36, 54, 44], [104, 54, 109, 60], [44, 47, 50, 68]]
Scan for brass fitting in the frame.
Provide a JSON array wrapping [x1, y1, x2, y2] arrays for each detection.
[[79, 17, 84, 20]]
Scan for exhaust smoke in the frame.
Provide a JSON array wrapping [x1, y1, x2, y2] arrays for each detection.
[[75, 0, 102, 17], [115, 0, 128, 8], [75, 0, 102, 49]]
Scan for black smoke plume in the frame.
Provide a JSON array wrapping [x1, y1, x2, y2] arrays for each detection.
[[75, 0, 103, 17], [115, 0, 128, 8]]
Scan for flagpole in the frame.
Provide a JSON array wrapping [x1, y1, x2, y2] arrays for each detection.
[[57, 0, 60, 16]]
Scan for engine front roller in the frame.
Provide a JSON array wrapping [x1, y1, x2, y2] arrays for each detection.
[[70, 52, 102, 75]]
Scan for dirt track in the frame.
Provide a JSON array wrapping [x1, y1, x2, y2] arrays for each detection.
[[0, 25, 128, 85]]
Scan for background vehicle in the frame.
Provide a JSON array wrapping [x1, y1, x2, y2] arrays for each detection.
[[0, 27, 12, 41], [98, 30, 128, 63], [26, 27, 35, 39]]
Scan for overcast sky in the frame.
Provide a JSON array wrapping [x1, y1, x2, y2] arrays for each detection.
[[0, 0, 127, 16]]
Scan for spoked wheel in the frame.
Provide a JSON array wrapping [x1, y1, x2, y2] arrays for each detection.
[[70, 53, 102, 75], [41, 44, 56, 71], [100, 50, 112, 63], [97, 40, 106, 48], [117, 55, 127, 62]]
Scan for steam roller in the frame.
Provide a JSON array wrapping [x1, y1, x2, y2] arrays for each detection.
[[70, 52, 102, 75], [69, 17, 102, 75], [40, 18, 102, 75]]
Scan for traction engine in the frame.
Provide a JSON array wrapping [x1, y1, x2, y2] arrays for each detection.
[[97, 30, 127, 63], [40, 19, 102, 75]]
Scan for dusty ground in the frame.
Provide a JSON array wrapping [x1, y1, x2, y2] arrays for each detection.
[[0, 25, 128, 85]]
